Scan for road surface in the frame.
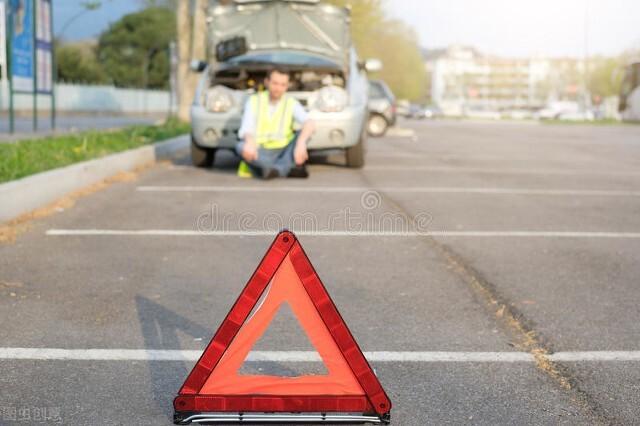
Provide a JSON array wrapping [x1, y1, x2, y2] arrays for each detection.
[[1, 119, 640, 424]]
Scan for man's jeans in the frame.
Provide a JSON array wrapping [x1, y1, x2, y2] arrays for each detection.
[[235, 135, 297, 177]]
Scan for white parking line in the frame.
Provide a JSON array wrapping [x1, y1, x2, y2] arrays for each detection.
[[136, 186, 640, 197], [1, 348, 639, 362], [364, 165, 640, 176], [165, 163, 640, 177], [46, 229, 640, 238]]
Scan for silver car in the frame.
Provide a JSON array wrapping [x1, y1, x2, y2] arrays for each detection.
[[190, 0, 381, 168]]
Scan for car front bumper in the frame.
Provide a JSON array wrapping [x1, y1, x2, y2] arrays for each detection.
[[191, 104, 366, 150]]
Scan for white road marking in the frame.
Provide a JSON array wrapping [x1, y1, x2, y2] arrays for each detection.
[[1, 348, 639, 362], [46, 229, 640, 239], [136, 186, 640, 197], [165, 163, 640, 177], [365, 165, 640, 176]]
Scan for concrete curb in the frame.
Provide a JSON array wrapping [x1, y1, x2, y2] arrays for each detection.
[[0, 134, 189, 223]]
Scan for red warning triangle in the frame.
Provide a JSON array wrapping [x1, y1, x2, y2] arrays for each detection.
[[174, 230, 391, 424]]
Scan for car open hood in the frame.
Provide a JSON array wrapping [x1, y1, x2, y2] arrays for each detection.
[[209, 0, 350, 67]]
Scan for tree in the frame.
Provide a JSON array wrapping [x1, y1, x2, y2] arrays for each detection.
[[175, 0, 208, 122], [97, 7, 176, 89], [55, 42, 107, 84], [588, 56, 626, 101], [370, 20, 427, 101], [325, 0, 384, 57], [325, 0, 426, 101]]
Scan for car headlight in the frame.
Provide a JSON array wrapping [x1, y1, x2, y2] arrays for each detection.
[[312, 86, 348, 112], [204, 85, 235, 113]]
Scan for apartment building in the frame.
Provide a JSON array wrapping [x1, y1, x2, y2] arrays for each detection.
[[425, 45, 582, 115]]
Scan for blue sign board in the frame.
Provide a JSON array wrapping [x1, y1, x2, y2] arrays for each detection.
[[10, 0, 34, 92]]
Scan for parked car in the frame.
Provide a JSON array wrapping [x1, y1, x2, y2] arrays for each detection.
[[367, 79, 396, 137], [535, 101, 593, 121], [556, 110, 595, 121], [407, 104, 443, 119], [190, 0, 381, 168], [395, 99, 411, 118]]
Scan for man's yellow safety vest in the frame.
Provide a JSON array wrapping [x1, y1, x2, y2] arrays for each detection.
[[238, 91, 296, 177]]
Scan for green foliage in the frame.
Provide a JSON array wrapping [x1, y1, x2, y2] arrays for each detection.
[[55, 42, 107, 84], [325, 0, 384, 56], [0, 119, 190, 183], [97, 7, 176, 89], [325, 0, 426, 101], [369, 20, 426, 101], [588, 56, 626, 99]]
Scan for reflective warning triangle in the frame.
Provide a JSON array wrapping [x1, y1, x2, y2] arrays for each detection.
[[174, 230, 391, 424]]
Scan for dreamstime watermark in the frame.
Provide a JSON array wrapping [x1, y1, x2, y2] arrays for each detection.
[[194, 190, 433, 234]]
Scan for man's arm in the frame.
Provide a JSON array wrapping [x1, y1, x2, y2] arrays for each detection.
[[238, 99, 258, 162], [292, 102, 315, 166], [293, 119, 315, 166]]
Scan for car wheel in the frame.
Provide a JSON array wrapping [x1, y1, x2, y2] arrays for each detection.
[[367, 114, 388, 137], [346, 125, 366, 168], [191, 135, 216, 168]]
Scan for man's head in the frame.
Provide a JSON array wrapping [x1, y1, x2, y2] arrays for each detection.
[[265, 67, 290, 101]]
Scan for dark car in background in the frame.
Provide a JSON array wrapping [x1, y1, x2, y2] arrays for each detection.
[[409, 104, 443, 119], [367, 79, 396, 137]]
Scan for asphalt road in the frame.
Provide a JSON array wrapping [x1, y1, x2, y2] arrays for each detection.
[[1, 119, 640, 425]]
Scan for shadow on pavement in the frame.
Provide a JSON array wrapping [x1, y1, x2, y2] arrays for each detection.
[[135, 295, 211, 418], [171, 148, 350, 174]]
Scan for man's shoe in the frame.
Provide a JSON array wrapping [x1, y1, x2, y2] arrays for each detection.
[[262, 168, 280, 180], [288, 165, 309, 178]]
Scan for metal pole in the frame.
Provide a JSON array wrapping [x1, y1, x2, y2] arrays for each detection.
[[7, 1, 14, 134], [584, 0, 590, 105], [143, 50, 149, 115], [32, 0, 37, 131], [49, 0, 55, 130], [169, 43, 175, 118]]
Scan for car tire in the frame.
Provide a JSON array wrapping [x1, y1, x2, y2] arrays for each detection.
[[191, 135, 216, 168], [346, 125, 366, 168], [367, 113, 389, 137]]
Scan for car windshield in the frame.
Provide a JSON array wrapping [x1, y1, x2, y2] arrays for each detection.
[[226, 52, 340, 69]]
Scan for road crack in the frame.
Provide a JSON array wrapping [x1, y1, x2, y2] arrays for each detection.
[[358, 156, 618, 424]]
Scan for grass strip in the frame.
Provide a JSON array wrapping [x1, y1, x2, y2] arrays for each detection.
[[0, 118, 190, 183]]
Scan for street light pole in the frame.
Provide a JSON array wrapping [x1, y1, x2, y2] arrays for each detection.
[[142, 47, 158, 115], [584, 0, 590, 105], [56, 1, 102, 40]]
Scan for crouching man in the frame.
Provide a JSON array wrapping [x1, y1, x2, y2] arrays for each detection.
[[236, 67, 316, 179]]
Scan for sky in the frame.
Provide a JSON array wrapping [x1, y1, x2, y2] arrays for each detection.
[[52, 0, 141, 41], [386, 0, 640, 57], [48, 0, 640, 57]]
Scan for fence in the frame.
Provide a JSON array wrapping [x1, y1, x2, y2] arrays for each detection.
[[0, 81, 173, 114]]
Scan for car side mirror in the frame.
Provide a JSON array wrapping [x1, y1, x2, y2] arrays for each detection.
[[190, 60, 207, 73], [363, 58, 383, 73]]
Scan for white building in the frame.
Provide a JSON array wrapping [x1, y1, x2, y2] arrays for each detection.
[[425, 45, 558, 115]]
